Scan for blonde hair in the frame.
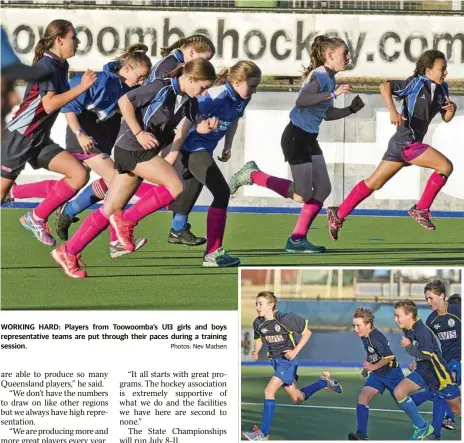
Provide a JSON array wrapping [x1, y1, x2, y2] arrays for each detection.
[[302, 34, 346, 80], [256, 291, 277, 311], [214, 60, 261, 86], [161, 34, 216, 58], [353, 307, 374, 327], [169, 58, 216, 82], [33, 19, 73, 64], [116, 43, 152, 71]]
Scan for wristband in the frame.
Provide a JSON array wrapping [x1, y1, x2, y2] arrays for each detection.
[[74, 129, 85, 136], [134, 129, 142, 137]]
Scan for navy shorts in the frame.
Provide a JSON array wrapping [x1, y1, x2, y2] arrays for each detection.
[[271, 357, 299, 386], [408, 371, 460, 400], [281, 122, 322, 165], [1, 130, 64, 180], [113, 145, 161, 174], [364, 366, 404, 395], [383, 136, 430, 163]]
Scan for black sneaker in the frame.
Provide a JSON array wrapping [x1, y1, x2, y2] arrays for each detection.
[[348, 431, 368, 440], [168, 223, 206, 246], [55, 204, 79, 241]]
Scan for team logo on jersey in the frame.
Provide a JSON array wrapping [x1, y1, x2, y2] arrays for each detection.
[[448, 319, 455, 327], [433, 324, 441, 330], [261, 328, 268, 334], [275, 324, 281, 332], [368, 346, 374, 353]]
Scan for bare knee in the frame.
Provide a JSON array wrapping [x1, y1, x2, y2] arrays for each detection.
[[393, 386, 407, 401], [438, 160, 453, 177], [357, 392, 370, 405], [167, 179, 184, 199], [291, 394, 304, 404], [364, 178, 383, 191], [264, 386, 276, 399], [67, 165, 89, 189]]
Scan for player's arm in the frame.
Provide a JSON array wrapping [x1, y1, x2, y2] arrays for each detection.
[[324, 96, 365, 121], [295, 78, 335, 108], [284, 314, 311, 360], [400, 335, 432, 360], [364, 356, 394, 372], [64, 112, 97, 154], [441, 96, 456, 122], [380, 80, 406, 126], [251, 339, 263, 360], [219, 120, 239, 162], [163, 117, 193, 165], [292, 327, 312, 355]]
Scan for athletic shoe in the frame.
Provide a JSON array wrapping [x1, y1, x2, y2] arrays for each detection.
[[202, 247, 240, 268], [327, 206, 344, 241], [109, 210, 136, 252], [242, 425, 269, 441], [20, 211, 55, 246], [320, 371, 343, 394], [51, 244, 87, 279], [408, 205, 436, 231], [228, 160, 259, 195], [3, 186, 15, 204], [55, 203, 79, 241], [168, 223, 206, 246], [110, 237, 147, 258], [285, 237, 326, 253], [348, 431, 368, 440], [410, 423, 433, 440], [442, 416, 456, 430], [424, 435, 441, 440]]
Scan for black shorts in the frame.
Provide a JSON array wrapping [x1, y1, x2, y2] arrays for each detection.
[[281, 121, 322, 165], [113, 145, 161, 174], [1, 130, 64, 180], [383, 136, 430, 163]]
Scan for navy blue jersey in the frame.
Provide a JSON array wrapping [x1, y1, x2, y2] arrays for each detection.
[[182, 82, 250, 155], [362, 328, 399, 377], [426, 303, 461, 363], [115, 76, 199, 152], [404, 319, 453, 390], [389, 76, 450, 143], [7, 51, 69, 146], [145, 49, 183, 84], [253, 311, 308, 359]]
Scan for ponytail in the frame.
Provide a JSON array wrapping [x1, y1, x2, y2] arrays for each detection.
[[302, 34, 345, 80], [32, 19, 73, 64], [161, 34, 216, 58]]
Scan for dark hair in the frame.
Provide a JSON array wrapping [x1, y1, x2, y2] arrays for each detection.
[[394, 300, 418, 320], [256, 291, 277, 311], [424, 279, 446, 297], [447, 294, 461, 305], [302, 34, 346, 80], [169, 58, 216, 82], [33, 19, 74, 64], [117, 43, 152, 71], [214, 60, 261, 86], [353, 307, 374, 327], [161, 34, 216, 58]]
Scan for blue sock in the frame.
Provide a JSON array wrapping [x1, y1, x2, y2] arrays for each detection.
[[356, 403, 369, 435], [260, 399, 276, 436], [444, 403, 455, 420], [398, 396, 427, 429], [172, 213, 188, 231], [411, 389, 434, 407], [301, 379, 327, 401], [65, 184, 101, 217], [432, 396, 446, 437]]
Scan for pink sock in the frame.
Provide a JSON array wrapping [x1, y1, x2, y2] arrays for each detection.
[[207, 207, 227, 254], [291, 199, 323, 241], [13, 180, 57, 199], [416, 171, 447, 211], [34, 179, 78, 220], [251, 171, 292, 198], [134, 182, 156, 199], [123, 186, 174, 223], [67, 208, 109, 255], [109, 226, 118, 243], [337, 180, 373, 220]]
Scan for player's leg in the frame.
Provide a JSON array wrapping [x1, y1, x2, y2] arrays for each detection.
[[327, 160, 404, 241], [443, 361, 461, 430], [242, 375, 283, 441], [394, 375, 433, 439], [1, 177, 15, 204], [348, 386, 380, 440], [407, 146, 453, 231], [8, 179, 57, 200], [21, 147, 89, 246]]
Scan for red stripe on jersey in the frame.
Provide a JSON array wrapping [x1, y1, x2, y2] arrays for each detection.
[[24, 100, 46, 138], [11, 83, 41, 122]]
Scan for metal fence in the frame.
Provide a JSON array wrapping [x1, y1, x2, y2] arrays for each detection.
[[1, 0, 462, 11]]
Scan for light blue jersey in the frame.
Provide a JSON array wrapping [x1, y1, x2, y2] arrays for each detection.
[[182, 82, 250, 155], [289, 65, 336, 134]]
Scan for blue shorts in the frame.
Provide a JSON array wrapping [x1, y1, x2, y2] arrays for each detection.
[[365, 367, 404, 395], [271, 357, 299, 386], [408, 371, 460, 400], [448, 359, 461, 386]]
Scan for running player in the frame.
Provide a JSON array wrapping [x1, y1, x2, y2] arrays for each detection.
[[1, 20, 97, 246], [228, 35, 364, 253], [242, 291, 343, 441], [168, 60, 261, 267], [411, 280, 461, 438], [348, 308, 404, 440], [51, 58, 217, 278], [394, 300, 460, 440], [9, 44, 152, 256], [327, 49, 456, 240]]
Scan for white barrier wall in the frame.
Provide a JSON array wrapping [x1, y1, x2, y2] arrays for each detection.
[[2, 9, 464, 78]]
